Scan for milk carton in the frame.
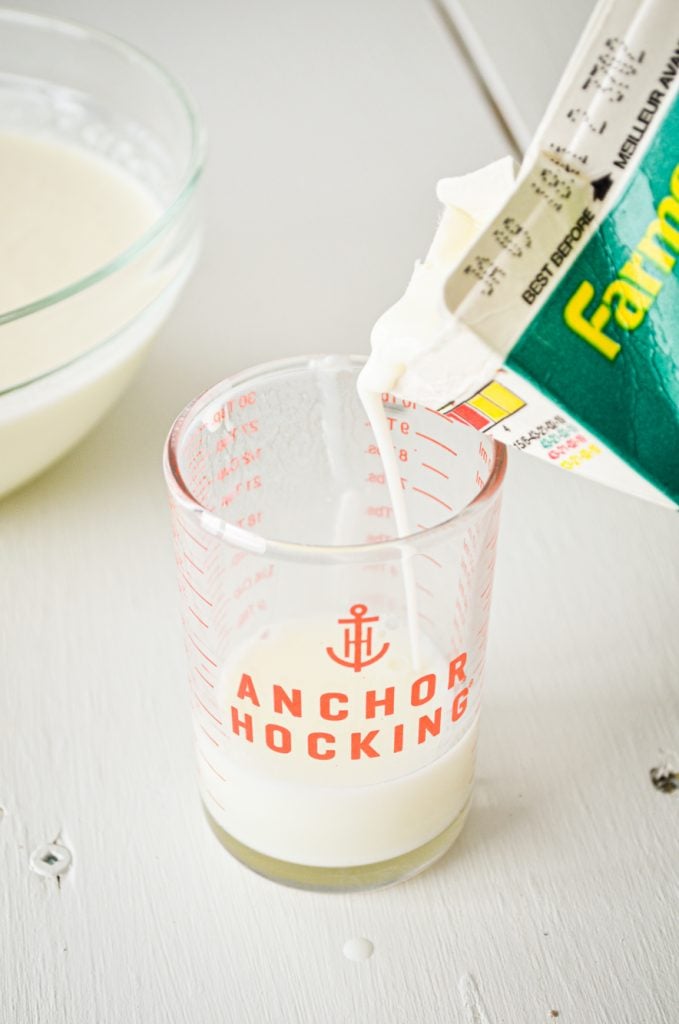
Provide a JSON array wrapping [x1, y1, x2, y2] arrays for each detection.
[[364, 0, 679, 507]]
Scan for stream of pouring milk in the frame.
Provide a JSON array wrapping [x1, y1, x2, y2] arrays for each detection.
[[204, 160, 518, 868], [357, 386, 422, 667], [356, 157, 517, 668]]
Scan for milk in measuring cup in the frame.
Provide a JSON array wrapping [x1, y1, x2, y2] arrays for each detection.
[[362, 0, 679, 509], [170, 367, 498, 880], [200, 619, 477, 867]]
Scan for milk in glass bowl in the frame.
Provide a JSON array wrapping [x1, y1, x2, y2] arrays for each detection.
[[0, 9, 204, 496]]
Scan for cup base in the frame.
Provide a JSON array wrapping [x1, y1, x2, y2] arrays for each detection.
[[203, 797, 471, 892]]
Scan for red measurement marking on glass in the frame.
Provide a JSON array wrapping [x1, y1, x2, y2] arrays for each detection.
[[422, 462, 449, 480], [416, 583, 435, 598], [235, 511, 263, 529], [181, 573, 214, 607], [198, 723, 219, 747], [192, 689, 223, 726], [419, 552, 443, 569], [183, 550, 205, 574], [417, 611, 436, 628], [415, 432, 458, 456], [416, 523, 429, 531], [195, 666, 214, 688], [205, 788, 225, 811], [179, 520, 208, 551], [233, 567, 274, 601], [199, 749, 226, 781], [188, 634, 218, 667], [413, 487, 453, 512], [189, 606, 209, 629]]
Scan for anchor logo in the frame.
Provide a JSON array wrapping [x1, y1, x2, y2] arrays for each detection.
[[326, 604, 390, 673]]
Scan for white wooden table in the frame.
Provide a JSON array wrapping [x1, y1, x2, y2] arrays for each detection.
[[3, 2, 678, 1021]]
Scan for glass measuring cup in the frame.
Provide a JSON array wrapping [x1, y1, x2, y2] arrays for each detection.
[[163, 355, 506, 891]]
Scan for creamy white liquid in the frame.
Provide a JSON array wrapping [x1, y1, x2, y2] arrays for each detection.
[[1, 132, 159, 317], [357, 383, 422, 667], [0, 133, 182, 496], [200, 618, 478, 867], [355, 158, 518, 670], [359, 157, 518, 406]]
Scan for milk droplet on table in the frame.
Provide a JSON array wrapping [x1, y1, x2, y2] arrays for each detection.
[[342, 937, 374, 961]]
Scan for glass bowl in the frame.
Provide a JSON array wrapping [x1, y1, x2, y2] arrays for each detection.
[[0, 8, 204, 496]]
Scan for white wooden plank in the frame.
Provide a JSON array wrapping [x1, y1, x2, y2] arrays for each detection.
[[439, 0, 599, 148], [1, 2, 678, 1023], [5, 448, 678, 1023]]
